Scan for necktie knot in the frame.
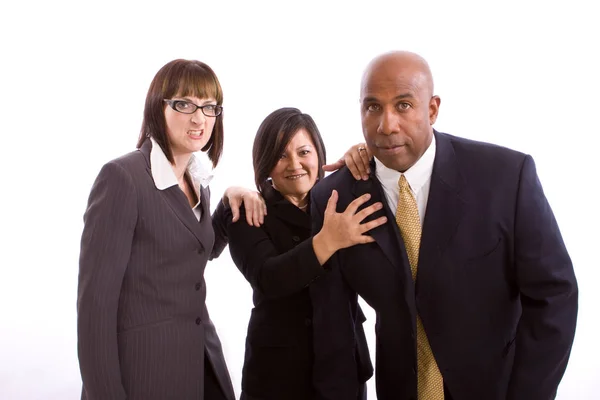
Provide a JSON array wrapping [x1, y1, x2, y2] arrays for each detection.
[[399, 174, 411, 192], [395, 174, 421, 277]]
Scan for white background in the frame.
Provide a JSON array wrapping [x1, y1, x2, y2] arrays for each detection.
[[1, 0, 598, 398]]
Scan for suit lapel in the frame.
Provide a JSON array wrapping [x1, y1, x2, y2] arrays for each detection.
[[275, 205, 309, 227], [351, 175, 412, 287], [161, 187, 206, 248], [199, 185, 211, 224], [418, 131, 465, 286], [263, 182, 310, 230], [139, 139, 207, 249], [350, 132, 466, 301]]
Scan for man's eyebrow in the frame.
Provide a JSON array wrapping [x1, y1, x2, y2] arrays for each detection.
[[361, 93, 414, 103], [393, 93, 414, 101]]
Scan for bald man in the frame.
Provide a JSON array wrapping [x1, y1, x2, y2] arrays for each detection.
[[309, 51, 578, 400]]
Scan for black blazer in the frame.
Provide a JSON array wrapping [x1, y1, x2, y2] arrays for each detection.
[[310, 131, 578, 400], [215, 184, 373, 400], [78, 140, 235, 400]]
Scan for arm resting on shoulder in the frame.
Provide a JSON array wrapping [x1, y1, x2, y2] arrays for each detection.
[[210, 199, 229, 260], [226, 206, 326, 298]]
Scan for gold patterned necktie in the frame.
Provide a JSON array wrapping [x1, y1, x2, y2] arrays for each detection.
[[395, 175, 445, 400]]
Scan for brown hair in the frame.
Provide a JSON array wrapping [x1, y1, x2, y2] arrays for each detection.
[[252, 107, 326, 192], [137, 59, 224, 167]]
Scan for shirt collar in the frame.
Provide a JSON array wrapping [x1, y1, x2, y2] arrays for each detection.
[[149, 138, 214, 192], [375, 134, 436, 193]]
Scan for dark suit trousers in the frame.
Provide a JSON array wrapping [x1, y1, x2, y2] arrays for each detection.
[[204, 352, 227, 400]]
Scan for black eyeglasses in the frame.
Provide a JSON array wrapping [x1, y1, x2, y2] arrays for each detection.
[[163, 99, 223, 117]]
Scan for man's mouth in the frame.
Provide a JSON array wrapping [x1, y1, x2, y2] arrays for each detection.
[[376, 143, 405, 149]]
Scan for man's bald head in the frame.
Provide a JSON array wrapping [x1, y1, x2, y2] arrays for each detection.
[[359, 51, 440, 172], [361, 51, 435, 99]]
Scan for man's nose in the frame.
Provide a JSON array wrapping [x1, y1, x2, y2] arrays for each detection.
[[377, 110, 399, 135]]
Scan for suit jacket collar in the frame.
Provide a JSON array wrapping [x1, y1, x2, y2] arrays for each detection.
[[417, 130, 466, 295], [352, 170, 411, 285], [351, 130, 466, 294], [262, 181, 310, 230], [139, 139, 210, 249], [374, 133, 436, 201], [139, 138, 152, 169]]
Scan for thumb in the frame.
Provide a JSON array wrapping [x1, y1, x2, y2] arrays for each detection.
[[324, 190, 338, 216]]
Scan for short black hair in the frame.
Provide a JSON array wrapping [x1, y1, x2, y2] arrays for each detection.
[[252, 107, 326, 192]]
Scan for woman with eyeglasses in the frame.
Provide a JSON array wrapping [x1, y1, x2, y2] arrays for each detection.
[[213, 107, 386, 400], [77, 59, 265, 400]]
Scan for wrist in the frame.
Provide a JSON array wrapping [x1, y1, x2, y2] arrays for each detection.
[[313, 231, 338, 266]]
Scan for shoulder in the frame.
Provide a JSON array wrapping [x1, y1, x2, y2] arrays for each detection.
[[311, 167, 356, 203], [435, 131, 537, 195], [442, 131, 527, 163], [91, 150, 148, 194], [439, 131, 529, 174], [100, 149, 147, 179], [111, 148, 148, 171]]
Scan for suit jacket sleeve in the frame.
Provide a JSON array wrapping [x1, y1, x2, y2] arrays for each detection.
[[77, 162, 138, 400], [225, 206, 326, 298], [507, 155, 578, 399], [210, 199, 229, 260], [309, 190, 360, 400]]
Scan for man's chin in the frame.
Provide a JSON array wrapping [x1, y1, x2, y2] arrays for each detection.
[[376, 154, 412, 173]]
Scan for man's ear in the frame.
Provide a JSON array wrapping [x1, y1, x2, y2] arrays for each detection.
[[429, 95, 441, 125]]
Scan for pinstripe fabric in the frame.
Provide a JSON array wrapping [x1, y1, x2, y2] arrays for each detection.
[[78, 140, 234, 400]]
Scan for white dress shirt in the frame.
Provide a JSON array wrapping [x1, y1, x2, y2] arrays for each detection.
[[374, 135, 437, 226], [149, 138, 213, 221]]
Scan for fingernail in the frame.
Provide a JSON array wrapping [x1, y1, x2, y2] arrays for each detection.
[[363, 175, 368, 180]]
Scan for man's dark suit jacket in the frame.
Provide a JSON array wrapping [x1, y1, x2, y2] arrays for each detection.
[[213, 183, 373, 400], [78, 140, 235, 400], [309, 131, 578, 400]]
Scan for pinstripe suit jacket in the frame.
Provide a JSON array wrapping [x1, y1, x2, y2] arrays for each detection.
[[77, 139, 234, 400]]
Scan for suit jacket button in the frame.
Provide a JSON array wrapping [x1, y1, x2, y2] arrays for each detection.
[[304, 318, 312, 326], [197, 248, 203, 254], [195, 317, 201, 325], [292, 235, 300, 242], [195, 282, 201, 291]]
